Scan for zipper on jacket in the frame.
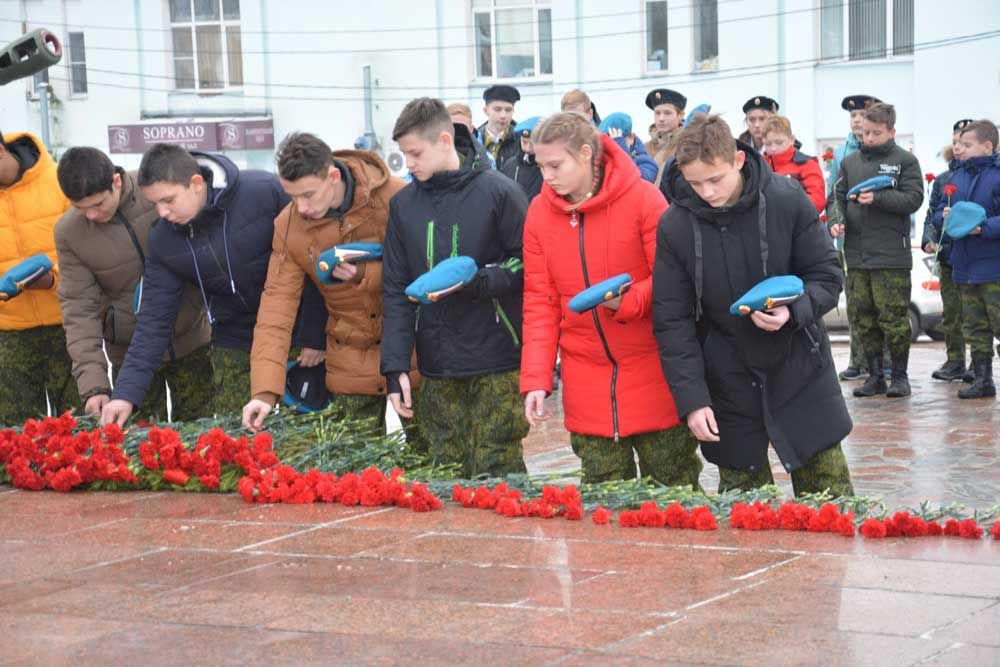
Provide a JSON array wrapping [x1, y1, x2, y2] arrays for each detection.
[[576, 210, 621, 442], [120, 213, 175, 360], [203, 230, 251, 312], [493, 298, 520, 347], [451, 224, 459, 258]]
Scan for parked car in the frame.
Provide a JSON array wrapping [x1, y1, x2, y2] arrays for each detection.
[[823, 246, 944, 342]]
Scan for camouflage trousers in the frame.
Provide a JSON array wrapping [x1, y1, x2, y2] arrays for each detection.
[[414, 369, 528, 478], [209, 346, 252, 417], [842, 253, 868, 370], [326, 393, 388, 432], [718, 443, 854, 498], [0, 325, 80, 425], [940, 263, 967, 362], [570, 425, 704, 491], [847, 268, 911, 358], [959, 281, 1000, 361], [128, 345, 215, 423]]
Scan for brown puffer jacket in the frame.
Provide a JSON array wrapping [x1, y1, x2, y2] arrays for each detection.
[[251, 150, 413, 404], [54, 169, 210, 400]]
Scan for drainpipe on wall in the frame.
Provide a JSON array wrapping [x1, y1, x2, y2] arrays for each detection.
[[435, 0, 445, 98], [259, 0, 272, 113], [133, 0, 146, 114], [355, 64, 379, 152]]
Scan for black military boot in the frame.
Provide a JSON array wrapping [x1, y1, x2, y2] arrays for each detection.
[[957, 358, 996, 399], [963, 366, 975, 383], [886, 352, 911, 397], [932, 359, 967, 381], [854, 355, 887, 397], [839, 366, 868, 381]]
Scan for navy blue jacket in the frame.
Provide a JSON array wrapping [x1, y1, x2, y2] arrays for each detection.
[[113, 152, 324, 407], [933, 154, 1000, 284], [380, 167, 528, 389], [920, 163, 955, 263]]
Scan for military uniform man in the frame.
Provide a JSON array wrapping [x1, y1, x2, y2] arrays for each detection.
[[645, 88, 687, 183], [828, 94, 883, 380], [476, 85, 520, 168], [738, 95, 780, 153], [831, 103, 924, 398]]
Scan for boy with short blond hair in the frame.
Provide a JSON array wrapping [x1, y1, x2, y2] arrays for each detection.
[[761, 115, 826, 213]]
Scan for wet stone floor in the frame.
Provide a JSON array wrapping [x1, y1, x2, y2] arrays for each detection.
[[1, 342, 998, 666]]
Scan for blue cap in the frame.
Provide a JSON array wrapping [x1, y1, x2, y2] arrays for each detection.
[[598, 112, 633, 136], [946, 201, 987, 239], [514, 116, 542, 139]]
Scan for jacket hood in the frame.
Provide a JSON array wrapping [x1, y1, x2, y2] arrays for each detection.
[[960, 153, 1000, 172], [765, 144, 797, 169], [413, 164, 483, 193], [539, 134, 641, 214], [331, 149, 392, 212], [454, 123, 491, 172], [663, 139, 769, 221], [4, 132, 47, 188], [191, 151, 241, 210]]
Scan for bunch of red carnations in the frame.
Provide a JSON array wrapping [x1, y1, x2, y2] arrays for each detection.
[[0, 413, 136, 492], [859, 511, 985, 540], [451, 482, 585, 520], [730, 501, 856, 537]]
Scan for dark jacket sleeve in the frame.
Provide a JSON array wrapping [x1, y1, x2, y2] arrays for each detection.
[[787, 192, 844, 329], [921, 177, 944, 246], [291, 278, 328, 350], [628, 137, 660, 184], [111, 242, 185, 407], [474, 176, 528, 299], [652, 214, 712, 418], [380, 198, 418, 392], [873, 154, 924, 215]]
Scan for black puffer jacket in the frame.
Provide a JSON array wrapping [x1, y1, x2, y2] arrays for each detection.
[[653, 145, 851, 472], [381, 167, 528, 389]]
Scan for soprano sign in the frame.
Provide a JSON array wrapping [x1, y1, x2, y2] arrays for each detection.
[[107, 118, 275, 154]]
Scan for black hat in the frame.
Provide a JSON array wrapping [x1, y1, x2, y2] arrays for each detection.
[[483, 84, 520, 105], [841, 94, 881, 111], [645, 88, 687, 111], [953, 118, 975, 132], [283, 361, 330, 413], [743, 95, 779, 114]]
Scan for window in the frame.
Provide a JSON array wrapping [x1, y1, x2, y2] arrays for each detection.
[[472, 0, 552, 79], [169, 0, 243, 91], [645, 1, 668, 72], [693, 0, 718, 71], [68, 32, 87, 95], [821, 0, 913, 62]]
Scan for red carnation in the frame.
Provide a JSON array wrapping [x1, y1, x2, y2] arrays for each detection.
[[944, 184, 958, 197], [958, 519, 983, 539], [860, 518, 887, 539], [564, 503, 584, 521], [926, 521, 943, 537], [664, 502, 689, 529], [618, 510, 640, 527], [925, 172, 936, 183], [690, 506, 718, 531], [592, 507, 612, 525], [822, 148, 834, 162], [990, 522, 1000, 540]]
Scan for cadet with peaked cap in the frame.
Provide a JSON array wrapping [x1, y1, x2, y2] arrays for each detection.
[[646, 88, 687, 174], [477, 84, 521, 169], [500, 116, 544, 201], [921, 119, 974, 383], [738, 95, 779, 152], [826, 93, 883, 381]]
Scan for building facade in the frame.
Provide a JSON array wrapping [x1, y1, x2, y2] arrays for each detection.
[[2, 0, 998, 189]]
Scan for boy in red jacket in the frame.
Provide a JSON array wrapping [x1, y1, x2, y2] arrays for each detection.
[[762, 116, 826, 213]]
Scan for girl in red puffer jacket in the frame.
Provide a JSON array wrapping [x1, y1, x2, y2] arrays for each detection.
[[762, 116, 827, 213], [520, 112, 702, 489]]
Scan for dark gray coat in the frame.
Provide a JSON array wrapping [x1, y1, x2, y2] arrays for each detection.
[[653, 147, 852, 472]]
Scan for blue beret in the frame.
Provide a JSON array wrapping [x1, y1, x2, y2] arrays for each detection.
[[0, 253, 52, 301], [846, 175, 896, 199], [946, 201, 987, 239], [315, 242, 383, 285], [683, 103, 712, 127], [730, 275, 804, 316], [406, 256, 478, 304], [514, 116, 542, 139], [598, 112, 632, 136], [569, 274, 633, 314]]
